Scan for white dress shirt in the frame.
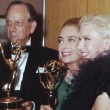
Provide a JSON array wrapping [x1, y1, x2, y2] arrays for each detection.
[[11, 40, 30, 90], [11, 39, 36, 109]]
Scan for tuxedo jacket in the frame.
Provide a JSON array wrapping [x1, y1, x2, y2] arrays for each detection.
[[0, 38, 58, 110]]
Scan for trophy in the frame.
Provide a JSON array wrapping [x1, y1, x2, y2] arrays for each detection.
[[38, 60, 62, 108], [0, 40, 26, 110]]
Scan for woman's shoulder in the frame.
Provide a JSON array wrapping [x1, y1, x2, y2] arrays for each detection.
[[92, 92, 110, 110]]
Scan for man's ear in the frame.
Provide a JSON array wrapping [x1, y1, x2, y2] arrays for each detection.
[[104, 37, 110, 51], [30, 21, 37, 34]]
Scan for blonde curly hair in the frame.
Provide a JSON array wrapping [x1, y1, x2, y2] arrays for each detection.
[[79, 14, 110, 38]]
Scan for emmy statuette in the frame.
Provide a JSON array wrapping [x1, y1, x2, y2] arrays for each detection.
[[0, 40, 26, 110], [38, 60, 62, 108]]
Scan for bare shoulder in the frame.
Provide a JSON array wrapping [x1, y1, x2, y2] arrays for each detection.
[[92, 92, 110, 110]]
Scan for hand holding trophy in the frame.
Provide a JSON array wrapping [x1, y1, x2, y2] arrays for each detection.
[[0, 39, 26, 110], [38, 60, 62, 108]]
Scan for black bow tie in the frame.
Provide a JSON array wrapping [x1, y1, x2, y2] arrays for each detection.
[[11, 45, 30, 55]]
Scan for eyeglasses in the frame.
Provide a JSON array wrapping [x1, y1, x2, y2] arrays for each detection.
[[6, 19, 32, 27]]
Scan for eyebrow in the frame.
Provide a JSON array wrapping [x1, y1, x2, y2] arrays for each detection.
[[58, 36, 62, 39], [58, 36, 78, 39], [69, 36, 77, 39], [81, 35, 90, 38]]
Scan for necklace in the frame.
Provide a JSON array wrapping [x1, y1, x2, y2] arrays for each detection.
[[65, 70, 73, 84]]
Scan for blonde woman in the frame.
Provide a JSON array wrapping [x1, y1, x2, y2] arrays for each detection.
[[63, 15, 110, 110]]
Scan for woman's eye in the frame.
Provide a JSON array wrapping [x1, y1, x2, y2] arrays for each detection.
[[58, 39, 63, 43], [84, 37, 90, 41], [79, 38, 81, 41], [69, 39, 75, 42]]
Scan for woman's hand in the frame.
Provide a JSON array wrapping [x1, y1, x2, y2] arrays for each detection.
[[22, 101, 34, 110], [40, 105, 53, 110]]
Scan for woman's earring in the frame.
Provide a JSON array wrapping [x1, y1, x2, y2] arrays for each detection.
[[103, 48, 108, 56], [103, 39, 110, 55]]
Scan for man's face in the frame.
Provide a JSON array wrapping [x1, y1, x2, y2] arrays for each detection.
[[78, 24, 105, 59], [6, 4, 36, 44]]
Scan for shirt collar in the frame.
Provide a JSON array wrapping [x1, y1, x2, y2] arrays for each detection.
[[26, 38, 31, 46]]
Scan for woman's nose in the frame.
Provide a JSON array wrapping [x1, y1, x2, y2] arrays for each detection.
[[62, 41, 70, 49], [78, 40, 84, 51]]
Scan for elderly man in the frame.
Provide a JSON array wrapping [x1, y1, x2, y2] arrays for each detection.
[[0, 1, 58, 110]]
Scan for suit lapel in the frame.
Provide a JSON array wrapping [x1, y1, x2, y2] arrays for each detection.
[[20, 41, 40, 92], [3, 43, 11, 59]]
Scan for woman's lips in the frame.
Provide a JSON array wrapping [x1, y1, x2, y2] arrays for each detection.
[[62, 52, 72, 57]]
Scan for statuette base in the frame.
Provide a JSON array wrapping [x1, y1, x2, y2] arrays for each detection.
[[0, 96, 23, 110]]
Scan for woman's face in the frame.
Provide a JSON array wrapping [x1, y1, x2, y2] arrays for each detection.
[[58, 26, 81, 64], [78, 23, 105, 59]]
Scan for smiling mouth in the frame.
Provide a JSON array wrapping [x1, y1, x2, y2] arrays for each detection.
[[81, 52, 89, 57], [62, 52, 72, 57]]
